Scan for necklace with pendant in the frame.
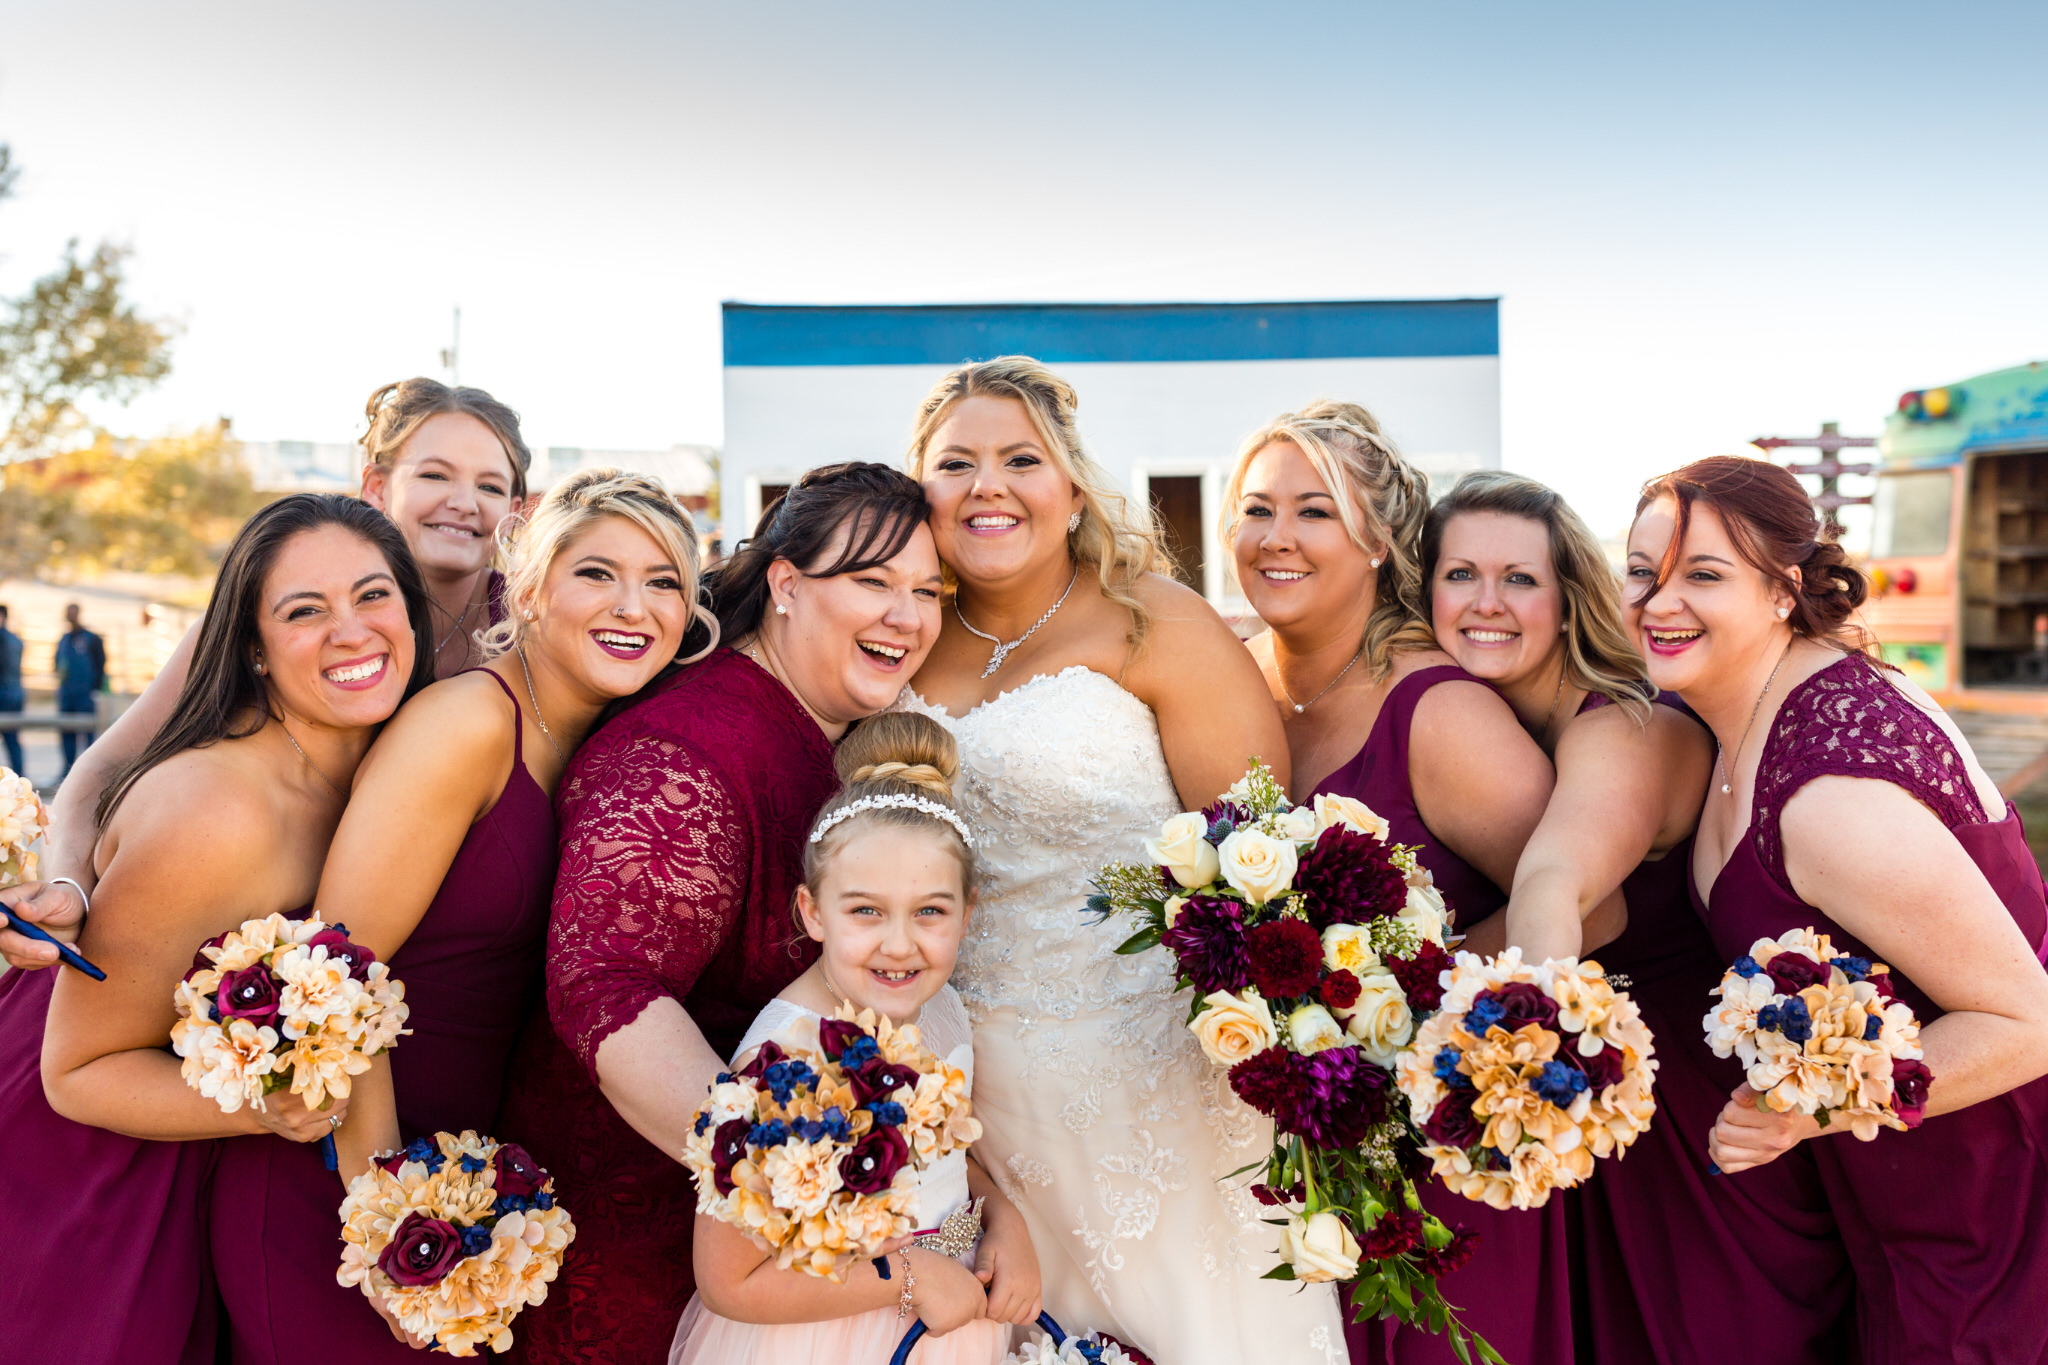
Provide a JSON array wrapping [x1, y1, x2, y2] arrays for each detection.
[[954, 566, 1079, 680], [1279, 646, 1365, 714], [1718, 637, 1795, 796]]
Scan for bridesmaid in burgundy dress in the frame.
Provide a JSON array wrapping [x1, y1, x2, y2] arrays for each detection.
[[1221, 404, 1563, 1365], [503, 463, 975, 1365], [1426, 471, 1854, 1364], [0, 495, 433, 1365], [1632, 456, 2048, 1365], [209, 471, 708, 1361]]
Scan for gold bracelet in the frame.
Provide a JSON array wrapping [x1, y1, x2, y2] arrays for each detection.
[[895, 1250, 917, 1322]]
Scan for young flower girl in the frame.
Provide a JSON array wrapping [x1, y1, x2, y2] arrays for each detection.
[[670, 713, 1041, 1365]]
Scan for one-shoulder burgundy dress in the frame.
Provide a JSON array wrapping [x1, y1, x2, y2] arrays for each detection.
[[1566, 692, 1855, 1364], [1697, 652, 2048, 1365], [1314, 663, 1573, 1365], [211, 670, 557, 1363]]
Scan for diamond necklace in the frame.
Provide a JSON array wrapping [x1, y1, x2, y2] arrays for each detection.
[[1718, 636, 1795, 795], [1279, 646, 1365, 714], [954, 566, 1079, 680]]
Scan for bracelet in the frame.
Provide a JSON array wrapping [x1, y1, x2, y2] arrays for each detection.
[[48, 877, 90, 917], [895, 1250, 916, 1322]]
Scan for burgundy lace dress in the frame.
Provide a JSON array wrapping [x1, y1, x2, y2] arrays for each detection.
[[1567, 693, 1854, 1364], [501, 648, 835, 1365], [1699, 652, 2048, 1364], [1314, 663, 1573, 1365]]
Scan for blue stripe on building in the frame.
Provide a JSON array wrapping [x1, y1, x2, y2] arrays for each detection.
[[722, 299, 1498, 367]]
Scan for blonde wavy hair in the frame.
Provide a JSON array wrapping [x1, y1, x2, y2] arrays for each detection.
[[1222, 400, 1438, 678], [906, 356, 1175, 646], [478, 467, 719, 665], [1424, 470, 1656, 719]]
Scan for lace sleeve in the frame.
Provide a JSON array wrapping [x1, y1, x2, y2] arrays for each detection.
[[545, 733, 749, 1077]]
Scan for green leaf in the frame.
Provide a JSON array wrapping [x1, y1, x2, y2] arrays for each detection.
[[1475, 1335, 1508, 1364], [1261, 1264, 1298, 1281], [1387, 1281, 1414, 1311], [1113, 926, 1163, 955], [1450, 1329, 1473, 1365]]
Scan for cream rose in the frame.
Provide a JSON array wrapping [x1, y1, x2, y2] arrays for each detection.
[[1321, 923, 1381, 976], [1216, 828, 1298, 904], [1275, 806, 1320, 842], [1396, 882, 1450, 945], [1190, 989, 1278, 1067], [1313, 793, 1390, 842], [1342, 970, 1417, 1067], [1278, 1210, 1361, 1283], [1286, 1003, 1350, 1055], [1162, 895, 1188, 927], [1147, 812, 1221, 889]]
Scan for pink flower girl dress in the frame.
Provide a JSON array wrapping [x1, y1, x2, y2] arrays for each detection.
[[668, 983, 1012, 1365]]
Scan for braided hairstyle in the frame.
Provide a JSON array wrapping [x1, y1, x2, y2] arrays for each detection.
[[1222, 399, 1439, 677], [800, 712, 977, 892]]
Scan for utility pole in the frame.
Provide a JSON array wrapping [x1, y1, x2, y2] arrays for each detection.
[[1753, 422, 1877, 539], [439, 307, 461, 387]]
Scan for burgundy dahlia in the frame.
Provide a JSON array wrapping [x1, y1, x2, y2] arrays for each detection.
[[1294, 825, 1406, 928], [1230, 1045, 1389, 1148], [1387, 941, 1453, 1013], [1247, 919, 1324, 999], [1320, 968, 1363, 1011], [1765, 951, 1828, 996], [1357, 1205, 1425, 1260], [1162, 895, 1252, 993]]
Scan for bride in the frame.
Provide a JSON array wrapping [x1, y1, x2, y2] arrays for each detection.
[[895, 357, 1348, 1362]]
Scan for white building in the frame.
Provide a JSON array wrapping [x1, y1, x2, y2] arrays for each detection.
[[720, 299, 1500, 604]]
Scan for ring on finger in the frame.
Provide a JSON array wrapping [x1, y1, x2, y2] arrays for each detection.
[[327, 1113, 343, 1132]]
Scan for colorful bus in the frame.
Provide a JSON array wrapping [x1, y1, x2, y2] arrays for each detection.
[[1863, 359, 2048, 706]]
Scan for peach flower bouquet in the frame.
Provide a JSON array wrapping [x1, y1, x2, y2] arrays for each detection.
[[0, 767, 46, 886]]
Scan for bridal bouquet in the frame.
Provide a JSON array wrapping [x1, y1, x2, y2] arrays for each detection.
[[0, 767, 46, 885], [338, 1130, 575, 1356], [1703, 928, 1931, 1137], [682, 1003, 981, 1282], [1094, 762, 1493, 1357], [1394, 949, 1658, 1210], [171, 913, 408, 1167]]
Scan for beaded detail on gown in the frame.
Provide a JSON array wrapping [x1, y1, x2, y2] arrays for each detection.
[[896, 666, 1346, 1364]]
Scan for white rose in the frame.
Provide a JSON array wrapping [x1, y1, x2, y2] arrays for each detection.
[[1313, 793, 1390, 842], [1162, 895, 1187, 927], [1146, 812, 1221, 889], [1275, 807, 1320, 842], [1189, 990, 1279, 1067], [1321, 923, 1381, 977], [1278, 1210, 1361, 1283], [1287, 1003, 1350, 1055], [1216, 829, 1298, 904], [1396, 883, 1450, 945], [704, 1079, 758, 1127], [1342, 971, 1416, 1067]]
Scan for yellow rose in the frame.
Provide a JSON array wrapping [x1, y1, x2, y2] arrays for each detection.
[[1286, 1003, 1349, 1054], [1341, 971, 1416, 1067], [1190, 989, 1278, 1067], [1278, 1210, 1361, 1283], [1321, 923, 1381, 976], [1216, 828, 1298, 904], [1314, 793, 1390, 842], [1146, 812, 1221, 889]]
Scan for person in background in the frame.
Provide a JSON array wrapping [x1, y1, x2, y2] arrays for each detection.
[[54, 602, 106, 776], [0, 604, 24, 775]]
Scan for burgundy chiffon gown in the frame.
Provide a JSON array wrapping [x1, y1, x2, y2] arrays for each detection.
[[501, 647, 834, 1365], [210, 670, 557, 1363], [1566, 693, 1855, 1364], [1314, 662, 1573, 1365], [1697, 652, 2048, 1365]]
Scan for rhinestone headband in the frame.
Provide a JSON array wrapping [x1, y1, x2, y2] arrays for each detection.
[[808, 794, 975, 848]]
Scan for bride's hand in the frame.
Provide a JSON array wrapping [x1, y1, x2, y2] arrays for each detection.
[[974, 1205, 1043, 1325]]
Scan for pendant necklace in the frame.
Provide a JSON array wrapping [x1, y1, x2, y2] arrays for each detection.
[[1533, 669, 1566, 746], [517, 646, 566, 760], [1279, 646, 1365, 714], [1718, 637, 1795, 795], [279, 721, 345, 798], [955, 566, 1079, 680]]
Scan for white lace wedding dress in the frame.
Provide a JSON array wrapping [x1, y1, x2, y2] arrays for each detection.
[[897, 667, 1347, 1363]]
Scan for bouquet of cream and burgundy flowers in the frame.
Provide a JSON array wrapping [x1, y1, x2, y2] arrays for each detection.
[[0, 766, 46, 886], [682, 1003, 981, 1281], [1704, 927, 1931, 1138], [1093, 762, 1493, 1355], [339, 1130, 575, 1356]]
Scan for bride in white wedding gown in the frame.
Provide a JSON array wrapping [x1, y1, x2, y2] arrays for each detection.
[[894, 359, 1348, 1364]]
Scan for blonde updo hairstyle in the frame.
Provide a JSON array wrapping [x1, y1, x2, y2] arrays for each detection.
[[478, 467, 720, 665], [361, 378, 534, 501], [801, 712, 977, 893], [1222, 400, 1438, 678], [906, 356, 1175, 646]]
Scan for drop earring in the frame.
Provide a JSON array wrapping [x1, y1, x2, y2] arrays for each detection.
[[1068, 511, 1082, 533], [254, 657, 266, 675]]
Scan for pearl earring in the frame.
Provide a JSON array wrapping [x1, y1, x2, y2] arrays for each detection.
[[254, 659, 266, 675], [1777, 607, 1790, 620], [1068, 511, 1082, 533], [523, 609, 535, 622], [776, 603, 787, 615], [1370, 557, 1382, 569]]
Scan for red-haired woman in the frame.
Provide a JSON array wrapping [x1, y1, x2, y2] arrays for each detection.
[[1628, 456, 2048, 1364]]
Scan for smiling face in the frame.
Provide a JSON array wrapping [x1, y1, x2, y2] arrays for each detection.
[[1626, 496, 1795, 695], [1431, 510, 1566, 686], [256, 524, 417, 731], [765, 519, 943, 728], [798, 822, 971, 1023], [360, 411, 522, 581], [1230, 440, 1378, 635], [919, 395, 1084, 589], [517, 513, 694, 703]]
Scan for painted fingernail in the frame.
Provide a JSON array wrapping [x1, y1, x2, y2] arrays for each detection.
[[1708, 1162, 1722, 1175]]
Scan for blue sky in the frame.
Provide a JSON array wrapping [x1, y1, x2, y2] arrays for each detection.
[[2, 0, 2043, 532]]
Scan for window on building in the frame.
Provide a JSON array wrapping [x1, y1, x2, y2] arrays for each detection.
[[1148, 475, 1206, 593]]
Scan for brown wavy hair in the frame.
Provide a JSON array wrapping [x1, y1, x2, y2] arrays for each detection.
[[361, 378, 533, 501]]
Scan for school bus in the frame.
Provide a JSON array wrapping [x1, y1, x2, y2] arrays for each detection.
[[1863, 360, 2048, 707]]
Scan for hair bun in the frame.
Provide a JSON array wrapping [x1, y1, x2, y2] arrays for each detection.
[[833, 712, 959, 798], [848, 760, 951, 798], [1798, 540, 1867, 627]]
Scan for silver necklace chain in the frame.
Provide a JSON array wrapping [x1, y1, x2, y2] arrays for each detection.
[[429, 576, 488, 659], [1279, 646, 1365, 714], [1719, 637, 1795, 796], [517, 646, 566, 761], [278, 720, 344, 797], [954, 566, 1079, 680], [1535, 668, 1567, 745]]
